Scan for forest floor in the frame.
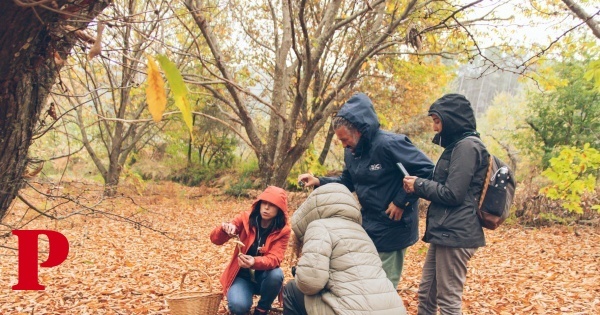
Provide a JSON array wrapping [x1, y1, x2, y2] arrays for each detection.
[[0, 181, 598, 315]]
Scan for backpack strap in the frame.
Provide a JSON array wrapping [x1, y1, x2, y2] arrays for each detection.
[[465, 136, 493, 209], [478, 155, 494, 209]]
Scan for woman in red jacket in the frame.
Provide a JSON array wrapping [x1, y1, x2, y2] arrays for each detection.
[[210, 186, 290, 315]]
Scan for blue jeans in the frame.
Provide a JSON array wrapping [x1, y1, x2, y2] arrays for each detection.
[[227, 268, 284, 315]]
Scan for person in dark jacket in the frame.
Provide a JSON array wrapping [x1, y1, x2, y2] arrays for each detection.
[[403, 94, 487, 315], [298, 93, 434, 288]]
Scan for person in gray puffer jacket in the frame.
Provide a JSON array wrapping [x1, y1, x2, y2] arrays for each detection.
[[282, 183, 407, 315], [403, 94, 488, 315]]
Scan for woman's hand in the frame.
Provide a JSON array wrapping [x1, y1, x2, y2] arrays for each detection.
[[403, 176, 418, 194], [237, 254, 255, 268], [221, 222, 237, 236]]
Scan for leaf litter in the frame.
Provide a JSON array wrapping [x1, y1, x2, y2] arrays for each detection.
[[0, 181, 598, 314]]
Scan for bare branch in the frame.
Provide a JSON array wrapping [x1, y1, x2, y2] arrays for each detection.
[[15, 181, 187, 240], [12, 0, 54, 8], [184, 0, 264, 154], [96, 111, 256, 151]]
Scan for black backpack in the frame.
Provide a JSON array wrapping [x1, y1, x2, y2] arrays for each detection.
[[469, 137, 516, 230]]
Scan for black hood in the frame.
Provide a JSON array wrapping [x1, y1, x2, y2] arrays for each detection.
[[336, 93, 380, 156], [428, 94, 478, 148]]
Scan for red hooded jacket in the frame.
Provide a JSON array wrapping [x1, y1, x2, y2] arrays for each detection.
[[210, 186, 290, 295]]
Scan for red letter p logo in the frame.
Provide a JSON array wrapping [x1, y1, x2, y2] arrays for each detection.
[[12, 230, 69, 290]]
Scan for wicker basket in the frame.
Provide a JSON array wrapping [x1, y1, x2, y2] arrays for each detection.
[[166, 269, 223, 315]]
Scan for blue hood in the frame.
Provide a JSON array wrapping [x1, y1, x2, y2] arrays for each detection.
[[336, 93, 380, 156]]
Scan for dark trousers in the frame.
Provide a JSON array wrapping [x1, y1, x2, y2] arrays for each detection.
[[417, 244, 477, 315], [282, 280, 307, 315]]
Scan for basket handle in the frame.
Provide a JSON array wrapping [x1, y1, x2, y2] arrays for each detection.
[[180, 269, 214, 293]]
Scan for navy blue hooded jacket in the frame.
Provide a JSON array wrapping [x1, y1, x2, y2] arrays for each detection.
[[319, 93, 434, 252]]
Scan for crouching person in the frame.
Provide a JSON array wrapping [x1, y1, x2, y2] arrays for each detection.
[[283, 183, 407, 315], [210, 186, 291, 315]]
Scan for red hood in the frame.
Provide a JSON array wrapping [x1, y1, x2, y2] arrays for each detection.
[[251, 185, 288, 215]]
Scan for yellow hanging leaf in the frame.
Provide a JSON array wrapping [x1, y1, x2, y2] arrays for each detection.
[[174, 95, 194, 140], [145, 55, 167, 122], [156, 55, 194, 138]]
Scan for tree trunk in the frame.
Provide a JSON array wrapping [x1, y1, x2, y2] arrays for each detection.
[[184, 0, 419, 189], [271, 156, 301, 188], [188, 115, 196, 165], [0, 1, 107, 220], [258, 147, 306, 188], [318, 123, 336, 165], [65, 0, 158, 197], [104, 160, 121, 196], [561, 0, 600, 39]]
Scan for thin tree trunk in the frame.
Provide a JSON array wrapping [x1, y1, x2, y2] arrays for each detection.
[[0, 1, 107, 220], [105, 162, 121, 196], [318, 123, 336, 165], [188, 115, 196, 165], [271, 149, 305, 188]]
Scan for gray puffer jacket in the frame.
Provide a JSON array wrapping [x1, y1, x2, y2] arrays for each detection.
[[291, 183, 407, 315]]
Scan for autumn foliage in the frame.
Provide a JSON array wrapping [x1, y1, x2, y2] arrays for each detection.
[[1, 181, 598, 314]]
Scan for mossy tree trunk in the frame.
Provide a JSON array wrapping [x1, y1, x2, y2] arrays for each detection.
[[0, 0, 108, 220]]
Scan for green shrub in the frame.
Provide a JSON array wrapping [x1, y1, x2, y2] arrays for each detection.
[[225, 177, 253, 197], [239, 158, 259, 177], [170, 165, 218, 186], [539, 144, 600, 214]]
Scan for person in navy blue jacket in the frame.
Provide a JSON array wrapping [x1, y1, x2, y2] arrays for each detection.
[[299, 93, 434, 289]]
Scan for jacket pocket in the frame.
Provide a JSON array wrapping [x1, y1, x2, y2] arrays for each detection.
[[377, 209, 410, 226], [436, 208, 450, 225], [433, 159, 450, 184]]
